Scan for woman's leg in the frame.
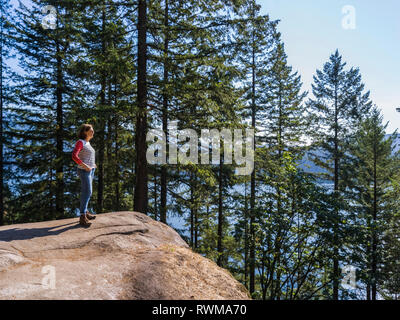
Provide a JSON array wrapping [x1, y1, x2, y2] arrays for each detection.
[[87, 168, 95, 210], [79, 169, 92, 215]]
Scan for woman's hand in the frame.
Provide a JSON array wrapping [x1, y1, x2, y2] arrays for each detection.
[[83, 163, 92, 172]]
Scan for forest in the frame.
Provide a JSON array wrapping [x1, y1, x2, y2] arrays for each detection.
[[1, 0, 400, 300]]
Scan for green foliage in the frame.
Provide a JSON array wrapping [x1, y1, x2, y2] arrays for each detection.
[[344, 107, 400, 299]]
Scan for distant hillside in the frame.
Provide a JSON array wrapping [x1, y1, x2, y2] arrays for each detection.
[[298, 133, 400, 175]]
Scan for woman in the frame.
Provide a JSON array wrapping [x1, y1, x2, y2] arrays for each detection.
[[72, 124, 97, 227]]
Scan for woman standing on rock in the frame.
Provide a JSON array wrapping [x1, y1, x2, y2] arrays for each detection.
[[72, 124, 97, 227]]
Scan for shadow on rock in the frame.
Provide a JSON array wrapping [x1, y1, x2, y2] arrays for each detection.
[[0, 222, 81, 242]]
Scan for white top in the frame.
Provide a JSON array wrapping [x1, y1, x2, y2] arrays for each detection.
[[77, 139, 96, 169]]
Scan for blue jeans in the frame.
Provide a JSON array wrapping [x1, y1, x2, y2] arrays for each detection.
[[78, 168, 95, 215]]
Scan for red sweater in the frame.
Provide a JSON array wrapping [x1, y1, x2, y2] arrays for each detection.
[[72, 140, 84, 165]]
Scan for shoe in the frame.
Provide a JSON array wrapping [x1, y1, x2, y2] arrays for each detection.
[[86, 212, 96, 220], [79, 214, 92, 227]]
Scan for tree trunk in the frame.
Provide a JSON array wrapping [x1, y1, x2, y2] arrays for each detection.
[[190, 172, 194, 248], [217, 160, 224, 267], [0, 7, 4, 226], [372, 140, 377, 300], [194, 207, 198, 249], [97, 3, 107, 214], [333, 85, 339, 300], [275, 84, 284, 300], [154, 172, 158, 220], [114, 96, 120, 211], [160, 0, 169, 224], [55, 8, 64, 219], [249, 6, 256, 294], [134, 0, 148, 214], [244, 181, 248, 289]]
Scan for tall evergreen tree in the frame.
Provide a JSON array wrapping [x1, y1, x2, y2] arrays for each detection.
[[307, 49, 372, 299], [256, 38, 309, 299], [234, 0, 279, 295], [381, 179, 400, 299], [344, 107, 398, 300], [8, 0, 79, 221]]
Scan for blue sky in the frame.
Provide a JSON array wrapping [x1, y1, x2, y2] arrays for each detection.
[[259, 0, 400, 133]]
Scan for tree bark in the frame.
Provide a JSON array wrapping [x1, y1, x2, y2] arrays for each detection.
[[249, 13, 256, 294], [0, 4, 4, 226], [97, 3, 107, 214], [244, 181, 248, 289], [372, 139, 377, 300], [217, 159, 224, 267], [333, 84, 339, 300], [190, 172, 194, 248], [160, 0, 169, 224], [134, 0, 148, 214], [55, 7, 64, 219], [114, 122, 120, 211]]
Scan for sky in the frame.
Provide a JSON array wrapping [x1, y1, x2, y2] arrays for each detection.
[[259, 0, 400, 133]]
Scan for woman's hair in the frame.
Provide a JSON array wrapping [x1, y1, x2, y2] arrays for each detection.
[[78, 124, 93, 140]]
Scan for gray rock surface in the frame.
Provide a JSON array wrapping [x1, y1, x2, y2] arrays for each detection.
[[0, 211, 250, 300]]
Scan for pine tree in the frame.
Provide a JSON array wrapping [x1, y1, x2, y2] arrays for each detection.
[[254, 38, 310, 299], [8, 0, 80, 221], [344, 107, 398, 300], [381, 183, 400, 299], [234, 0, 279, 295], [307, 49, 372, 299]]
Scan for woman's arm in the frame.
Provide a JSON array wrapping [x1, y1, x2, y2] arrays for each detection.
[[72, 140, 84, 165]]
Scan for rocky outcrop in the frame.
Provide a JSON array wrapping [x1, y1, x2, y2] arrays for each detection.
[[0, 211, 250, 300]]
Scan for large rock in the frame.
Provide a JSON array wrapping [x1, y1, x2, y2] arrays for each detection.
[[0, 211, 250, 300]]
